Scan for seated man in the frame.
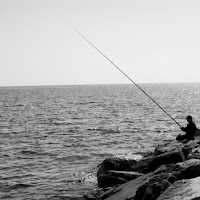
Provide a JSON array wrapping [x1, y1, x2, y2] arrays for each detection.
[[176, 115, 196, 141]]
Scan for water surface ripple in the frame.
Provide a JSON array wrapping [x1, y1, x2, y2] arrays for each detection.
[[1, 83, 200, 199]]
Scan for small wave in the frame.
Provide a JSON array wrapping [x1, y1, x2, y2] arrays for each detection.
[[57, 155, 90, 162], [78, 101, 96, 105], [1, 195, 14, 199], [2, 174, 34, 181], [20, 150, 55, 157], [20, 150, 37, 155], [97, 128, 121, 134], [50, 194, 84, 200], [46, 130, 55, 134], [64, 143, 88, 148], [1, 154, 9, 157], [122, 120, 134, 124], [115, 153, 143, 161], [68, 129, 76, 133], [71, 117, 83, 120], [9, 183, 32, 190], [15, 104, 24, 107], [91, 152, 113, 157], [87, 128, 97, 131], [0, 183, 32, 192], [81, 172, 97, 184], [53, 121, 70, 126]]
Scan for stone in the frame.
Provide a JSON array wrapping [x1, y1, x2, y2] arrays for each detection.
[[134, 173, 178, 200], [97, 157, 137, 187], [155, 159, 200, 180], [153, 140, 184, 156], [130, 149, 186, 173], [86, 139, 200, 200], [107, 170, 143, 181], [167, 159, 200, 179], [157, 176, 200, 200], [98, 173, 153, 200], [187, 147, 200, 159], [97, 174, 128, 188]]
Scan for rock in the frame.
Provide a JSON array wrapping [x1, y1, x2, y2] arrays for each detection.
[[156, 176, 200, 200], [131, 140, 200, 174], [170, 159, 200, 179], [97, 169, 149, 189], [128, 157, 151, 173], [134, 173, 178, 200], [107, 170, 143, 181], [147, 150, 186, 172], [97, 174, 128, 188], [86, 139, 200, 200], [153, 140, 184, 156], [97, 140, 198, 187], [130, 148, 186, 173], [97, 173, 153, 200], [97, 157, 137, 187], [154, 140, 198, 157], [154, 159, 200, 180], [187, 147, 200, 159], [83, 193, 98, 200]]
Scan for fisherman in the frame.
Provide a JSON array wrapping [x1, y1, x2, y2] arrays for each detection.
[[176, 115, 196, 141]]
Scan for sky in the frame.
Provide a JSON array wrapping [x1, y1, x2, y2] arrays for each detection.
[[1, 0, 200, 86]]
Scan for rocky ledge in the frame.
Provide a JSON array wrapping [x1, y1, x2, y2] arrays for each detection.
[[83, 136, 200, 200]]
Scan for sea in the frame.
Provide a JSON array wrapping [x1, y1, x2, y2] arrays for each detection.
[[1, 83, 200, 200]]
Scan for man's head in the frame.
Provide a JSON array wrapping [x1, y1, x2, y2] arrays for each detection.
[[186, 115, 192, 122]]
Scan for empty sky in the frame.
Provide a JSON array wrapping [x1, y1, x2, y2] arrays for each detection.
[[1, 0, 200, 86]]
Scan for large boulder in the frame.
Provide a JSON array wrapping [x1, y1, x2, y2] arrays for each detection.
[[134, 173, 178, 200], [130, 148, 187, 173], [130, 140, 199, 173], [97, 174, 128, 188], [154, 140, 199, 157], [153, 140, 184, 156], [95, 158, 200, 200], [154, 158, 200, 180], [170, 159, 200, 179], [157, 176, 200, 200], [96, 140, 198, 188], [94, 172, 177, 200], [97, 173, 153, 200], [97, 157, 137, 187], [97, 170, 144, 188]]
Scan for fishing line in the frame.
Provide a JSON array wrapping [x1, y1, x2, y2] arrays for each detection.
[[70, 25, 181, 128]]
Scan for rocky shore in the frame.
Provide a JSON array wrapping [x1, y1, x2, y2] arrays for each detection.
[[81, 134, 200, 200]]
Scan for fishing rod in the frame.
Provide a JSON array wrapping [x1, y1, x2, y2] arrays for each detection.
[[71, 26, 181, 128]]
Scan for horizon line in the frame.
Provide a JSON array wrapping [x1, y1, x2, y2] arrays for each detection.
[[0, 81, 200, 88]]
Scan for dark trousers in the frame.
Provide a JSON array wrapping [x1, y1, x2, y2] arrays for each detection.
[[176, 134, 194, 141]]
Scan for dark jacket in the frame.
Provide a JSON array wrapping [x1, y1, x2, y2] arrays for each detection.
[[182, 122, 196, 140]]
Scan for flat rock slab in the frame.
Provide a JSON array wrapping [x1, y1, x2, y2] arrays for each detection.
[[98, 173, 153, 200], [157, 176, 200, 200], [107, 170, 143, 181]]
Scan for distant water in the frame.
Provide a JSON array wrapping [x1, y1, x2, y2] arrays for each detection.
[[1, 83, 200, 199]]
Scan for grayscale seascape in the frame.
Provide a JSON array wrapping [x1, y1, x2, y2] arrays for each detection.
[[1, 83, 200, 199]]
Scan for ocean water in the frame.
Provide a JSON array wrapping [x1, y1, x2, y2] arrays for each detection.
[[0, 83, 200, 199]]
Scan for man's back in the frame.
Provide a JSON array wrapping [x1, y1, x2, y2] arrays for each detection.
[[184, 122, 196, 140]]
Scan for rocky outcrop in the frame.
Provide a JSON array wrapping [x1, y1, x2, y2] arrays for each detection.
[[157, 176, 200, 200], [84, 138, 200, 200]]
